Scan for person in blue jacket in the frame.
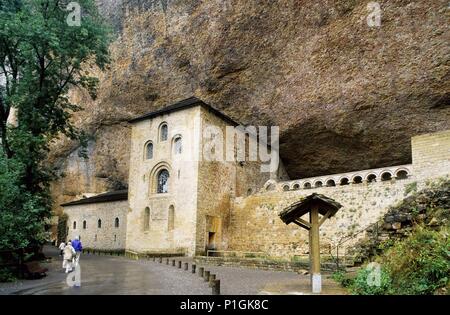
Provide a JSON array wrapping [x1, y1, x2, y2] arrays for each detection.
[[71, 235, 83, 267]]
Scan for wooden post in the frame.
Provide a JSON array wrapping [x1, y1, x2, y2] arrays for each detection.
[[166, 258, 169, 265], [184, 262, 189, 271], [192, 264, 196, 273], [310, 205, 321, 293], [178, 261, 182, 268], [198, 267, 204, 277], [209, 274, 216, 287], [212, 279, 220, 295], [204, 270, 210, 282], [172, 259, 176, 266]]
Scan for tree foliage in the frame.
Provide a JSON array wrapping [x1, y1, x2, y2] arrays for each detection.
[[0, 0, 110, 251]]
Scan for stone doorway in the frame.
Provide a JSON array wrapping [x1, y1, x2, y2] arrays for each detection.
[[207, 232, 216, 250], [205, 215, 221, 255]]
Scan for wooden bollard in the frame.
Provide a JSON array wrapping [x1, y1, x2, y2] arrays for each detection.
[[184, 262, 189, 271], [204, 270, 210, 282], [172, 259, 176, 266], [198, 267, 204, 277], [178, 261, 182, 268], [166, 258, 169, 265], [209, 274, 216, 287], [212, 279, 220, 295], [192, 264, 196, 273]]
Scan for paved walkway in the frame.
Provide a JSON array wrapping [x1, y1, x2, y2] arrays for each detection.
[[0, 247, 346, 295]]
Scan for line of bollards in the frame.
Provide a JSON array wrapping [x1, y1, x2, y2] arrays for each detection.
[[153, 257, 220, 295]]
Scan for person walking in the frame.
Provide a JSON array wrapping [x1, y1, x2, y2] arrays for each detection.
[[63, 241, 76, 273], [58, 241, 66, 257], [71, 236, 83, 267]]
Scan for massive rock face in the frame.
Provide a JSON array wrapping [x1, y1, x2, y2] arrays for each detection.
[[50, 0, 449, 211]]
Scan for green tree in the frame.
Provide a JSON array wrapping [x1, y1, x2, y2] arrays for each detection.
[[0, 0, 110, 251]]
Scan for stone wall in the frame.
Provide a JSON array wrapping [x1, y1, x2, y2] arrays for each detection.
[[412, 130, 450, 180], [227, 177, 416, 260], [194, 107, 281, 255], [224, 131, 450, 260], [64, 200, 128, 250], [125, 106, 202, 255]]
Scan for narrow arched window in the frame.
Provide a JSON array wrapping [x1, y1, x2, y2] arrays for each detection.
[[174, 136, 182, 154], [115, 217, 119, 228], [157, 169, 169, 193], [144, 207, 150, 231], [160, 123, 168, 141], [145, 142, 153, 159], [168, 205, 175, 231], [73, 221, 77, 230], [98, 219, 102, 228], [83, 220, 87, 229]]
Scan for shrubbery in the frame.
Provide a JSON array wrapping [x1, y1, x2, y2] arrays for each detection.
[[336, 226, 449, 295]]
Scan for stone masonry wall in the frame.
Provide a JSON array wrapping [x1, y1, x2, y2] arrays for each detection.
[[195, 107, 280, 255], [64, 200, 128, 250], [412, 130, 450, 180], [126, 106, 201, 255], [225, 131, 450, 260]]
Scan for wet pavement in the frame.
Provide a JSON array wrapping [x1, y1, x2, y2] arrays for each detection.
[[0, 247, 346, 295]]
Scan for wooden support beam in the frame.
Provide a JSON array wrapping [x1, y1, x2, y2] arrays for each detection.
[[309, 205, 321, 293], [293, 218, 310, 230], [318, 210, 332, 227]]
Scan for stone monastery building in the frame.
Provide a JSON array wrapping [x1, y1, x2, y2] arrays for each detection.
[[62, 97, 450, 259]]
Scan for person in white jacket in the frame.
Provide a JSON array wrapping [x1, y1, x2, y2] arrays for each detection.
[[58, 241, 65, 257], [62, 241, 76, 273]]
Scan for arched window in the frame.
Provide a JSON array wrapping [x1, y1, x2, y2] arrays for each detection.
[[293, 183, 300, 190], [315, 181, 323, 188], [174, 136, 182, 155], [159, 123, 168, 142], [396, 170, 408, 180], [381, 172, 392, 181], [247, 188, 253, 196], [303, 182, 311, 189], [283, 185, 290, 191], [326, 179, 336, 187], [367, 174, 377, 183], [145, 142, 153, 159], [97, 219, 102, 228], [144, 207, 150, 231], [157, 169, 169, 193], [83, 220, 87, 229], [168, 205, 175, 231], [115, 217, 119, 228], [353, 176, 363, 184], [73, 221, 77, 230], [340, 178, 349, 185]]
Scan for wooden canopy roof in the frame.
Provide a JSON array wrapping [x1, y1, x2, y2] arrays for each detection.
[[279, 193, 343, 225]]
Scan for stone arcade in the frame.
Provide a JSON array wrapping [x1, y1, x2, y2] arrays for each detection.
[[62, 97, 450, 259]]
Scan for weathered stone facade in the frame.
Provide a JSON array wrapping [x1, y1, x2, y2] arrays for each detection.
[[61, 99, 450, 259], [63, 199, 128, 251], [125, 99, 275, 256]]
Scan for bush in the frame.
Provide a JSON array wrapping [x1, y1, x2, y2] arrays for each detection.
[[331, 270, 353, 288], [382, 226, 449, 295], [347, 226, 450, 295], [0, 267, 16, 283], [349, 265, 393, 295]]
